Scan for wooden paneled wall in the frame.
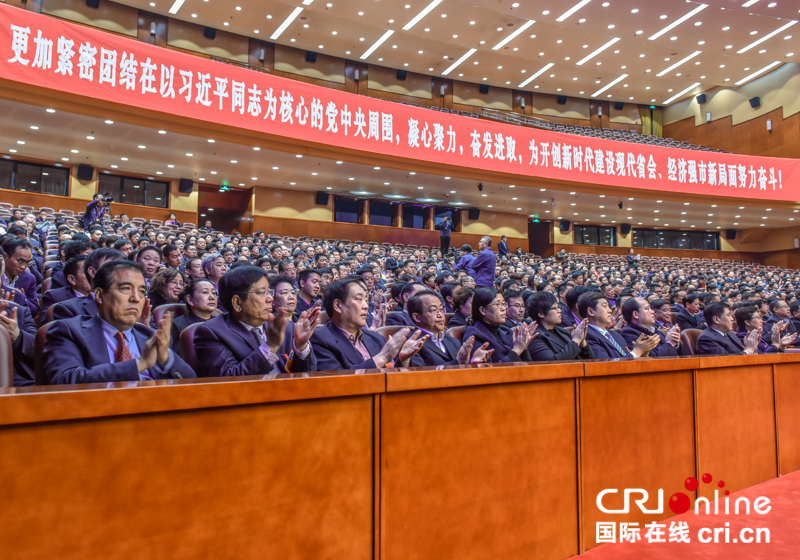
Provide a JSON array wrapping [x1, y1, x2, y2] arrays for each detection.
[[552, 243, 762, 263], [663, 108, 800, 158]]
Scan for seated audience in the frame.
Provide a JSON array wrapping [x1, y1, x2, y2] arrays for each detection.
[[463, 287, 536, 363], [1, 238, 38, 317], [761, 298, 797, 345], [53, 249, 126, 320], [386, 282, 428, 327], [526, 292, 594, 362], [580, 292, 660, 359], [296, 269, 321, 317], [445, 286, 474, 328], [735, 305, 796, 354], [696, 302, 760, 355], [170, 278, 218, 351], [43, 261, 196, 384], [202, 253, 227, 292], [148, 268, 185, 308], [619, 297, 683, 357], [40, 255, 91, 320], [193, 266, 318, 377], [0, 247, 36, 386], [675, 293, 702, 331]]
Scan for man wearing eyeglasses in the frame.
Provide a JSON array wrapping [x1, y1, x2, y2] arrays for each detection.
[[503, 289, 529, 329], [194, 266, 319, 377], [0, 238, 38, 317]]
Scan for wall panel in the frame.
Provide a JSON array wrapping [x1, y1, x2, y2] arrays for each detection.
[[167, 18, 249, 63], [368, 65, 432, 99], [42, 0, 138, 37], [275, 44, 346, 85]]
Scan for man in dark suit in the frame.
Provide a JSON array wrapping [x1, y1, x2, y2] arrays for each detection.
[[310, 277, 426, 371], [467, 237, 497, 289], [407, 291, 493, 367], [675, 293, 702, 332], [761, 298, 796, 346], [43, 261, 196, 385], [526, 292, 594, 362], [52, 248, 126, 320], [40, 255, 91, 321], [295, 269, 321, 319], [193, 266, 318, 377], [1, 238, 39, 317], [620, 298, 684, 357], [696, 302, 760, 356], [578, 292, 659, 359], [497, 235, 510, 258], [385, 282, 427, 327], [0, 299, 36, 386]]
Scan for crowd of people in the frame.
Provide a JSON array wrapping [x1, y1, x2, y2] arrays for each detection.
[[1, 203, 799, 387]]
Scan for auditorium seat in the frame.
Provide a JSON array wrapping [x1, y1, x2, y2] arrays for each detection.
[[0, 326, 13, 388], [375, 326, 406, 341], [153, 303, 189, 325], [444, 313, 454, 326], [446, 326, 465, 342], [34, 323, 52, 385], [681, 329, 704, 355], [179, 323, 203, 369]]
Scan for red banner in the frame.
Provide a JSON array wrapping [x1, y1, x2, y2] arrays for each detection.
[[1, 4, 798, 202]]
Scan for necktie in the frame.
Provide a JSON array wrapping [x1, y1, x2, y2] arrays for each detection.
[[603, 331, 628, 357], [114, 332, 133, 362], [252, 327, 266, 348]]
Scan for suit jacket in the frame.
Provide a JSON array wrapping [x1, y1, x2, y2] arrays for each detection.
[[620, 323, 680, 358], [528, 326, 594, 362], [7, 270, 39, 317], [447, 311, 468, 328], [170, 311, 207, 352], [385, 311, 416, 327], [585, 327, 632, 360], [49, 268, 68, 290], [696, 328, 746, 356], [497, 241, 509, 257], [52, 295, 99, 321], [194, 313, 316, 377], [310, 320, 388, 371], [409, 331, 462, 367], [675, 309, 700, 332], [3, 301, 36, 386], [463, 320, 531, 363], [40, 286, 79, 322], [761, 314, 796, 346], [43, 315, 196, 385], [558, 302, 577, 328]]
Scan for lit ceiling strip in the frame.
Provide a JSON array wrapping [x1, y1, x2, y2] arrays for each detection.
[[360, 29, 395, 60], [301, 0, 314, 5], [402, 0, 445, 31], [648, 4, 708, 41], [656, 50, 702, 77], [742, 0, 760, 7], [590, 73, 628, 98], [168, 0, 185, 15], [663, 82, 702, 105], [575, 36, 621, 65], [270, 7, 304, 40], [737, 20, 797, 53], [735, 60, 782, 85], [518, 62, 555, 88], [556, 0, 593, 23], [442, 48, 478, 75], [492, 20, 536, 50]]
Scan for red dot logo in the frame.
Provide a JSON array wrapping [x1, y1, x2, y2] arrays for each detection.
[[684, 477, 699, 491], [718, 480, 725, 488], [702, 473, 713, 484], [669, 492, 691, 514]]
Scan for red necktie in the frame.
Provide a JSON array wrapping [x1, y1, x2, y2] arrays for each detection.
[[114, 332, 133, 362]]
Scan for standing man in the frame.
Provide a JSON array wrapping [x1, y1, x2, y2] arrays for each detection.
[[497, 235, 510, 258], [467, 236, 497, 289], [436, 215, 453, 256], [83, 193, 106, 231], [454, 244, 475, 272]]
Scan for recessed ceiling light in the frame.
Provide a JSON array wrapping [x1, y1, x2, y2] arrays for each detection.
[[158, 130, 167, 134], [46, 108, 56, 113]]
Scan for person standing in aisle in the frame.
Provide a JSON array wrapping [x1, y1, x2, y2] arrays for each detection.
[[436, 215, 453, 256]]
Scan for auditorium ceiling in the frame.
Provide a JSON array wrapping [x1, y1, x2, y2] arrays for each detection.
[[1, 97, 797, 230], [116, 0, 800, 105]]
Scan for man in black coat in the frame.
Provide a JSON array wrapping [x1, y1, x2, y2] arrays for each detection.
[[696, 302, 760, 356], [385, 282, 427, 327], [0, 300, 36, 386], [675, 293, 702, 332], [526, 292, 594, 362], [619, 298, 684, 357]]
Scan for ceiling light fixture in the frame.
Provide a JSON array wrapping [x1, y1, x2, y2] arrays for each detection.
[[735, 60, 782, 85], [492, 20, 536, 50], [591, 73, 628, 97], [518, 62, 555, 87], [168, 0, 185, 14], [361, 29, 395, 60], [663, 82, 702, 104], [442, 48, 478, 75], [402, 0, 444, 31], [556, 0, 592, 22], [648, 4, 708, 41], [741, 0, 759, 6], [656, 50, 702, 76], [270, 7, 303, 40], [576, 37, 621, 66], [737, 20, 797, 53]]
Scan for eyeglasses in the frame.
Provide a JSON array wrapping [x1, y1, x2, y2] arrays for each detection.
[[549, 305, 560, 311], [240, 289, 273, 298], [488, 301, 508, 309]]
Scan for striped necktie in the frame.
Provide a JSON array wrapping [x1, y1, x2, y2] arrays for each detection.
[[603, 330, 628, 357]]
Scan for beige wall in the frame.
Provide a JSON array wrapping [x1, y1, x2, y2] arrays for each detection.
[[368, 66, 432, 99], [167, 19, 249, 63], [723, 224, 800, 253], [616, 225, 632, 248], [609, 104, 641, 125], [531, 95, 590, 120], [42, 0, 138, 37], [461, 209, 527, 239], [664, 63, 800, 127], [70, 165, 96, 200], [169, 180, 199, 213], [453, 83, 512, 110], [275, 45, 346, 85], [553, 222, 573, 244], [253, 186, 333, 221]]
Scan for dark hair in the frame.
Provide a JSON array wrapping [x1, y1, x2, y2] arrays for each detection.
[[63, 255, 87, 281], [566, 285, 591, 311], [471, 287, 499, 324], [0, 237, 31, 257], [390, 281, 407, 303], [162, 243, 180, 260], [685, 293, 701, 306], [218, 265, 268, 312], [84, 248, 126, 286], [735, 305, 759, 331], [278, 259, 295, 273], [622, 297, 644, 324], [94, 260, 144, 292], [651, 298, 670, 311], [407, 290, 440, 319], [440, 281, 458, 302], [323, 277, 365, 318], [768, 298, 786, 315], [704, 302, 730, 326], [137, 245, 162, 262], [577, 292, 607, 320], [401, 282, 426, 305], [503, 289, 524, 304], [183, 278, 216, 303], [268, 274, 295, 291], [298, 268, 320, 286], [527, 291, 557, 322]]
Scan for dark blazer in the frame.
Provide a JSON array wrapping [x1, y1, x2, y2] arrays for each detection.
[[558, 302, 577, 328], [40, 286, 79, 321], [447, 311, 468, 328], [675, 309, 700, 332], [585, 327, 632, 359], [385, 311, 416, 327], [170, 311, 207, 352], [620, 323, 679, 358], [194, 313, 316, 377], [8, 270, 39, 317], [528, 326, 594, 362], [463, 320, 531, 363], [43, 315, 196, 385], [3, 301, 36, 386], [696, 328, 746, 356], [310, 320, 388, 371], [410, 331, 462, 367], [497, 241, 509, 257], [52, 295, 99, 321], [761, 314, 796, 346], [50, 269, 68, 290]]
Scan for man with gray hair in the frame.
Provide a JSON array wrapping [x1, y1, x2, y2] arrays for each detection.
[[467, 236, 496, 289]]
